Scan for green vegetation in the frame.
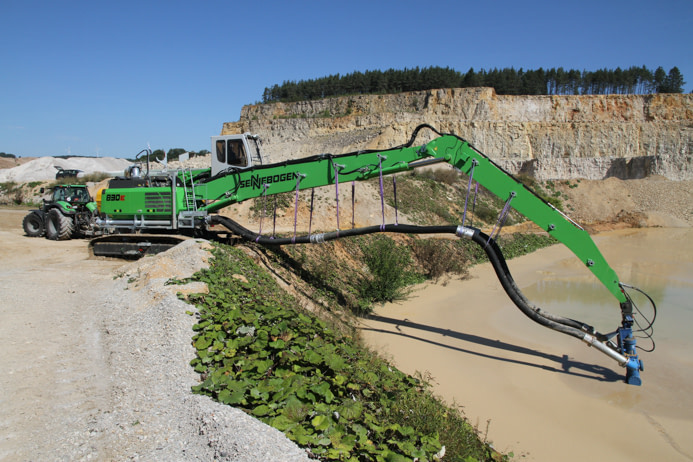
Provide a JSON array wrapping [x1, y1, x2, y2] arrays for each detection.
[[248, 167, 561, 313], [0, 181, 18, 193], [274, 234, 466, 315], [249, 191, 295, 218], [275, 231, 555, 315], [375, 169, 525, 227], [357, 235, 422, 304], [183, 230, 555, 459], [0, 182, 24, 205], [186, 244, 503, 461], [262, 65, 686, 103], [180, 164, 560, 459], [0, 152, 17, 159], [411, 238, 468, 283]]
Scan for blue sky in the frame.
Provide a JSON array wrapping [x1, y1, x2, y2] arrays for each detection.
[[2, 0, 691, 158]]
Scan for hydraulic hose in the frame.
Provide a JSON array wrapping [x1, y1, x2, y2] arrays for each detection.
[[210, 215, 456, 244], [470, 229, 593, 339], [209, 215, 600, 341]]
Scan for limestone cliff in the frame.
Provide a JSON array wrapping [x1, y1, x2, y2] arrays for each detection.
[[222, 88, 693, 180]]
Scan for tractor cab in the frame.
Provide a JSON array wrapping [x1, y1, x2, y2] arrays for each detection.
[[50, 185, 92, 205], [210, 133, 266, 176]]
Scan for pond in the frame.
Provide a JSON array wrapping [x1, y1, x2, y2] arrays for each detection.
[[359, 227, 693, 461]]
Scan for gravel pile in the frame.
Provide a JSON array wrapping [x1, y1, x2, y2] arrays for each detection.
[[93, 239, 310, 461], [557, 176, 693, 228], [622, 177, 693, 226], [0, 157, 132, 182]]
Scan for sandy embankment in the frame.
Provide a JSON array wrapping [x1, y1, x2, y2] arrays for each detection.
[[359, 227, 693, 461]]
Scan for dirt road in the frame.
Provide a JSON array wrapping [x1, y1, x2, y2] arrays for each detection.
[[0, 209, 123, 459], [0, 208, 310, 461]]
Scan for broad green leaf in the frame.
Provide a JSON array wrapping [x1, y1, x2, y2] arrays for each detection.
[[338, 399, 363, 420], [194, 334, 213, 350], [193, 363, 207, 373], [315, 436, 331, 446], [385, 452, 410, 462], [217, 389, 244, 405], [288, 425, 315, 446], [303, 350, 323, 365], [324, 353, 346, 371], [254, 359, 274, 374], [311, 414, 331, 431], [252, 404, 271, 416], [270, 415, 296, 431]]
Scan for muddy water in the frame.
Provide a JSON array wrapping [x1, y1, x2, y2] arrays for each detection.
[[359, 227, 693, 461]]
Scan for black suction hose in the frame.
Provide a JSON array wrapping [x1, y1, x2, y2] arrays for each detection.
[[470, 230, 591, 339], [211, 215, 456, 243], [209, 215, 597, 341]]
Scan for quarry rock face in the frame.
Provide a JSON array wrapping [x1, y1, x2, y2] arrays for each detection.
[[222, 88, 692, 180]]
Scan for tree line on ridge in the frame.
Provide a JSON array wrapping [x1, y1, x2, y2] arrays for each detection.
[[262, 66, 687, 103]]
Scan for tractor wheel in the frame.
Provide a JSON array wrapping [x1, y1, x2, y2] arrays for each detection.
[[22, 211, 45, 237], [45, 208, 74, 241]]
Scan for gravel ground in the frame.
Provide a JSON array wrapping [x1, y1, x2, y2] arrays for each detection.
[[0, 210, 310, 462], [92, 241, 311, 461]]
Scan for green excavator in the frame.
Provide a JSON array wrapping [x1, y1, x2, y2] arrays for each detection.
[[80, 124, 653, 385]]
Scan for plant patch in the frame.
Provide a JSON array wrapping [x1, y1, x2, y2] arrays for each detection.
[[186, 244, 501, 461]]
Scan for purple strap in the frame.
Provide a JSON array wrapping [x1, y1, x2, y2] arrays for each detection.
[[486, 192, 516, 246], [308, 188, 315, 236], [471, 182, 479, 228], [462, 160, 477, 226], [378, 155, 386, 230], [272, 195, 277, 238], [334, 162, 341, 236]]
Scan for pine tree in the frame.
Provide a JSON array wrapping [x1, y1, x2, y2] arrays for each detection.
[[661, 67, 686, 93], [260, 65, 684, 102]]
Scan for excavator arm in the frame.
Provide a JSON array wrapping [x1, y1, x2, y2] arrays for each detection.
[[95, 124, 649, 384], [200, 127, 624, 302], [200, 125, 647, 385]]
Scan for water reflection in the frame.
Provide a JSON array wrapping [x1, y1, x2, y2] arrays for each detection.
[[522, 228, 693, 344], [521, 227, 693, 419]]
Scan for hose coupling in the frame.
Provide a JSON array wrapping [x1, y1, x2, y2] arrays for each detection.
[[310, 233, 326, 244], [455, 225, 475, 240]]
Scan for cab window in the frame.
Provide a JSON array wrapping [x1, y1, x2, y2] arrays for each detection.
[[216, 140, 226, 163], [227, 139, 248, 167]]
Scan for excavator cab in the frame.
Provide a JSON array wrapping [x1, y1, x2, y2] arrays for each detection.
[[210, 133, 265, 176]]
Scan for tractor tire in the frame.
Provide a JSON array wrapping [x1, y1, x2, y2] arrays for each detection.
[[45, 208, 74, 241], [22, 211, 45, 237]]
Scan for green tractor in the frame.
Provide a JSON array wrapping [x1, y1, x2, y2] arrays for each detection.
[[22, 185, 98, 240]]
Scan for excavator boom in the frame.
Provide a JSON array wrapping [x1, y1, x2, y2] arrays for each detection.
[[198, 128, 625, 303], [94, 125, 651, 384]]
